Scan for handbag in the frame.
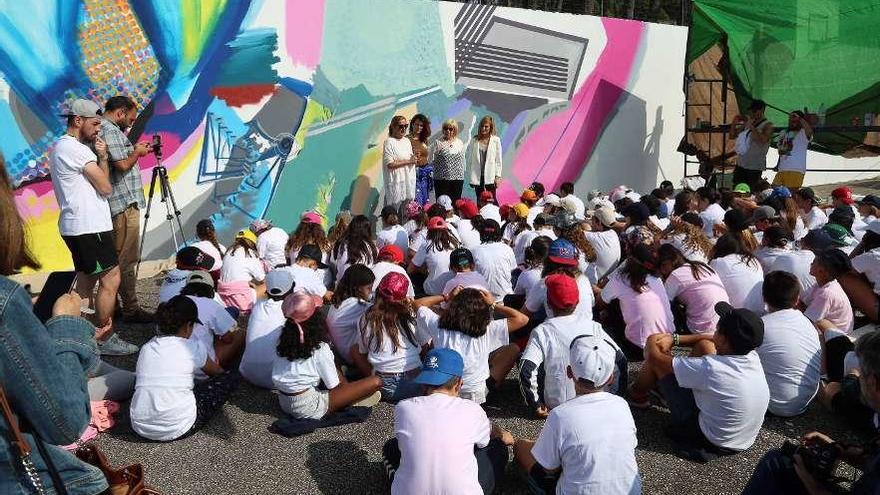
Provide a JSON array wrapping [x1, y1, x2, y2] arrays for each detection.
[[0, 384, 160, 495]]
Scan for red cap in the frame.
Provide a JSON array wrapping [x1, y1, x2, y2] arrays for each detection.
[[479, 190, 494, 203], [499, 204, 511, 219], [377, 272, 409, 302], [428, 216, 447, 230], [378, 244, 404, 264], [545, 273, 579, 310], [521, 189, 538, 202], [458, 199, 479, 219], [831, 187, 854, 205]]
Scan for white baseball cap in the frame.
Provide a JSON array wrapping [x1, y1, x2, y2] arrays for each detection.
[[266, 268, 295, 297], [438, 195, 453, 211], [60, 98, 102, 118], [593, 207, 617, 228], [569, 334, 617, 386], [544, 193, 561, 207]]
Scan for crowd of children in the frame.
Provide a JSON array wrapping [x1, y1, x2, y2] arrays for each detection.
[[132, 179, 880, 493]]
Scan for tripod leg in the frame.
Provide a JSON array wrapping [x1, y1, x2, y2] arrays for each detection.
[[136, 167, 161, 278], [160, 167, 188, 249]]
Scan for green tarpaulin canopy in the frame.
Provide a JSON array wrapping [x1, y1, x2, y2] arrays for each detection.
[[688, 0, 880, 155]]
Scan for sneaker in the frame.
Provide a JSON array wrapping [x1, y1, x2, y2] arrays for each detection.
[[122, 308, 155, 324], [98, 333, 139, 356], [353, 391, 382, 408]]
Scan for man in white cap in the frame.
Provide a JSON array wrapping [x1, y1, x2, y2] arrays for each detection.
[[585, 206, 623, 282], [50, 98, 136, 355], [240, 268, 295, 388], [514, 334, 642, 494]]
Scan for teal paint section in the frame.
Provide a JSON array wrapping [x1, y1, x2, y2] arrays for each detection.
[[215, 28, 280, 86]]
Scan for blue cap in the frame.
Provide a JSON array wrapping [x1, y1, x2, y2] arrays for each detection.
[[413, 348, 464, 386], [657, 202, 669, 219], [548, 238, 578, 266], [771, 186, 792, 199]]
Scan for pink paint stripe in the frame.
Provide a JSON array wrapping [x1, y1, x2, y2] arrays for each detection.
[[499, 18, 645, 204], [286, 0, 325, 69]]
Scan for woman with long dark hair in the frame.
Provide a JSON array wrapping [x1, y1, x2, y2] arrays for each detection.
[[192, 218, 226, 274], [409, 114, 433, 205], [709, 233, 765, 314], [383, 115, 417, 207], [466, 116, 503, 200], [331, 214, 378, 284], [657, 244, 730, 334], [286, 211, 332, 287]]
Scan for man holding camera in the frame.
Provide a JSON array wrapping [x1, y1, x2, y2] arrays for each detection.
[[742, 331, 880, 494], [100, 95, 153, 325], [730, 99, 773, 191]]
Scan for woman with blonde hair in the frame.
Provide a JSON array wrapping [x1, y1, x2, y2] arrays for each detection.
[[429, 119, 466, 202], [409, 114, 433, 206], [466, 116, 503, 201], [383, 115, 417, 207]]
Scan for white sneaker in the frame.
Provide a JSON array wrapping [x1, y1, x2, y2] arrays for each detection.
[[353, 391, 382, 408], [98, 333, 139, 356]]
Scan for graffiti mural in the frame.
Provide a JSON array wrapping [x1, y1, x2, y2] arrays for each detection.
[[0, 0, 687, 272]]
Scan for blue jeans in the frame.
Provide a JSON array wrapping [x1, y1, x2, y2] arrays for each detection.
[[378, 370, 422, 403], [0, 277, 108, 494]]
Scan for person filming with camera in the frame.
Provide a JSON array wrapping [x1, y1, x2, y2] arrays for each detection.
[[742, 331, 880, 494]]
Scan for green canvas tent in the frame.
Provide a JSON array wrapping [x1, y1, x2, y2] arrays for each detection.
[[687, 0, 880, 156]]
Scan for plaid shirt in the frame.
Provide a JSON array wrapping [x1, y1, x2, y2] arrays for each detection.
[[99, 117, 146, 216]]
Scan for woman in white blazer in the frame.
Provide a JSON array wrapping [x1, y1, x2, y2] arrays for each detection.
[[466, 116, 503, 201]]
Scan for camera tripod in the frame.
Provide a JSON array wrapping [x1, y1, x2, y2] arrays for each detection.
[[136, 135, 186, 277]]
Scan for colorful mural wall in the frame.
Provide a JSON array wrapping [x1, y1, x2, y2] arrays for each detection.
[[0, 0, 687, 272]]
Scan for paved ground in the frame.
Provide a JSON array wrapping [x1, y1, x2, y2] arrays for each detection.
[[92, 276, 873, 495]]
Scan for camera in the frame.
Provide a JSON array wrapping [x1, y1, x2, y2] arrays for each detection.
[[151, 134, 163, 159], [781, 439, 839, 482]]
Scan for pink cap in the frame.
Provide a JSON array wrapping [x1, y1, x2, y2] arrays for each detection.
[[428, 216, 447, 230], [301, 211, 322, 224], [377, 272, 410, 302], [282, 293, 318, 323]]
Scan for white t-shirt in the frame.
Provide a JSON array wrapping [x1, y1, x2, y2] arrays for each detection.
[[662, 234, 709, 264], [802, 206, 828, 230], [710, 254, 765, 315], [479, 203, 501, 224], [527, 205, 544, 228], [391, 393, 490, 495], [281, 264, 328, 298], [852, 248, 880, 295], [768, 249, 816, 304], [256, 227, 289, 269], [804, 280, 854, 334], [191, 240, 226, 272], [472, 242, 516, 300], [130, 336, 207, 441], [584, 230, 621, 280], [412, 242, 455, 295], [456, 219, 482, 249], [672, 352, 769, 451], [332, 244, 376, 284], [777, 129, 810, 173], [532, 393, 642, 495], [522, 315, 614, 408], [417, 307, 508, 397], [272, 342, 340, 393], [600, 272, 674, 348], [327, 297, 371, 363], [526, 275, 595, 321], [159, 268, 192, 303], [757, 309, 822, 417], [220, 249, 266, 283], [187, 295, 236, 368], [755, 247, 789, 274], [370, 262, 415, 298], [699, 203, 726, 238], [357, 315, 429, 373], [49, 135, 113, 236], [239, 298, 285, 388], [377, 225, 410, 256], [289, 246, 333, 288], [562, 194, 586, 220], [514, 267, 542, 295], [442, 271, 490, 296]]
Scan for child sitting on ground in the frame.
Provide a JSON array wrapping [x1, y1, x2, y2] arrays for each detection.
[[514, 335, 641, 494], [327, 264, 375, 366], [239, 269, 296, 388], [370, 245, 414, 298], [520, 274, 626, 418], [272, 293, 381, 419], [414, 287, 528, 404], [657, 244, 730, 335], [377, 205, 410, 259], [218, 229, 266, 313], [806, 248, 855, 335], [286, 211, 333, 287], [130, 295, 239, 441], [191, 219, 225, 280], [158, 246, 215, 303], [179, 272, 243, 372], [353, 273, 430, 402]]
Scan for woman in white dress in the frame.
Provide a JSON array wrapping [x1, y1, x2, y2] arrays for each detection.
[[466, 115, 503, 201], [383, 115, 417, 207]]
